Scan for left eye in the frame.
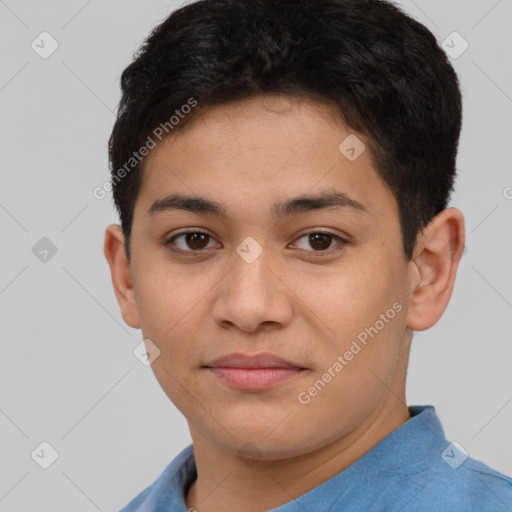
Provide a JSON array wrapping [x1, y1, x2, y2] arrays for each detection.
[[292, 232, 345, 253]]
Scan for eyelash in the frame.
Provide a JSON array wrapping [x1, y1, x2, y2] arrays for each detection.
[[163, 230, 348, 258]]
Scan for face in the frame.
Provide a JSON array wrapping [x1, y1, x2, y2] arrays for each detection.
[[125, 95, 413, 459]]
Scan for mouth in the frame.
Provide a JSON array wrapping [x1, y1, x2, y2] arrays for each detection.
[[203, 352, 307, 391]]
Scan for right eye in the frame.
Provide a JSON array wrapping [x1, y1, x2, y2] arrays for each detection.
[[164, 230, 221, 255]]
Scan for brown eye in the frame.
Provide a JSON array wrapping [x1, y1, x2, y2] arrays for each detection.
[[165, 231, 219, 253], [181, 232, 210, 250], [308, 233, 334, 251], [293, 232, 345, 253]]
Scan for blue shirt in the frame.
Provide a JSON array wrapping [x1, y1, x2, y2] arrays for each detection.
[[119, 405, 512, 511]]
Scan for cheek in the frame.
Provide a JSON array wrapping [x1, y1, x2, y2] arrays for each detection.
[[132, 259, 201, 338], [131, 261, 218, 370], [295, 262, 402, 339], [292, 307, 406, 449], [293, 263, 407, 396]]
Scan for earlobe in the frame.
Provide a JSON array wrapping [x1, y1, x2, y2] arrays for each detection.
[[406, 208, 465, 331], [103, 224, 141, 329]]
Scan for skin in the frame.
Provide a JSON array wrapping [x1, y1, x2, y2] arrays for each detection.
[[104, 94, 465, 512]]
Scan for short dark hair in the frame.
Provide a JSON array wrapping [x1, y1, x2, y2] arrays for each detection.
[[108, 0, 462, 261]]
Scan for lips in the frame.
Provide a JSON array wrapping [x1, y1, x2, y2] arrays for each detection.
[[204, 352, 305, 370], [204, 352, 306, 391]]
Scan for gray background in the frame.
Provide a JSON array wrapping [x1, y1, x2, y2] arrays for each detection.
[[1, 0, 511, 510]]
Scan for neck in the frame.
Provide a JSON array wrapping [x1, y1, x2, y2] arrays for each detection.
[[186, 391, 411, 512]]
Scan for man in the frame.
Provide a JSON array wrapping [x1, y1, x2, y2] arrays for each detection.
[[104, 0, 512, 510]]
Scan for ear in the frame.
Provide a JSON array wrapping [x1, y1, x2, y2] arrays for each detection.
[[103, 224, 140, 329], [406, 207, 465, 331]]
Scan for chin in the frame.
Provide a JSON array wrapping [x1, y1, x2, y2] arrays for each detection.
[[208, 423, 312, 458]]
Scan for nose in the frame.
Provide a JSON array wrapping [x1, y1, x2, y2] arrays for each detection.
[[211, 243, 293, 333]]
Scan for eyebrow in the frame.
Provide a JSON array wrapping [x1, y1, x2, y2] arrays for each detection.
[[147, 190, 368, 220]]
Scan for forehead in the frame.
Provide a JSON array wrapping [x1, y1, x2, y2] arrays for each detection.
[[135, 94, 397, 223]]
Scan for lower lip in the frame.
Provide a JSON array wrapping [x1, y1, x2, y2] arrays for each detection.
[[207, 367, 304, 391]]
